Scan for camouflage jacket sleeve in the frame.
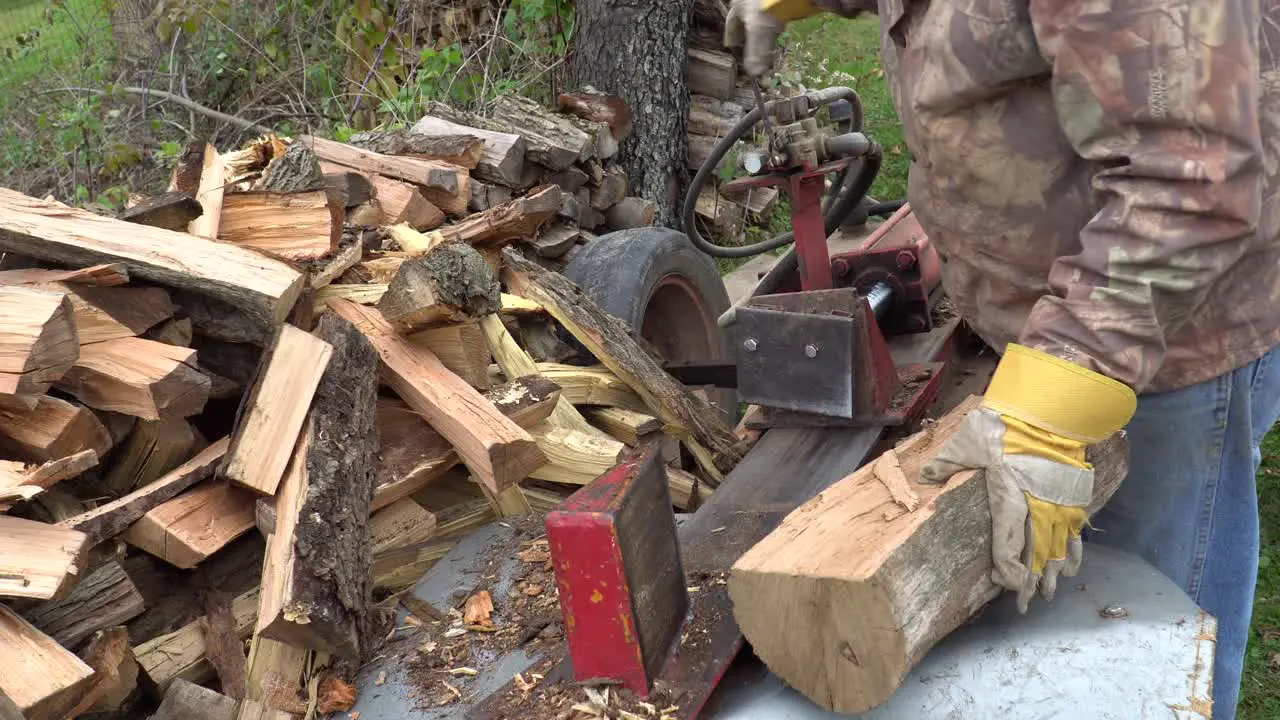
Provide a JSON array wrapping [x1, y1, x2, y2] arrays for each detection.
[[1017, 0, 1263, 391]]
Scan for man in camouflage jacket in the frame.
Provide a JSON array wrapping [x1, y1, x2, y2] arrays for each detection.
[[728, 0, 1280, 716]]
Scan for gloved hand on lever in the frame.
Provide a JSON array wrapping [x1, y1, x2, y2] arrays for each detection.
[[919, 344, 1136, 613], [724, 0, 865, 77]]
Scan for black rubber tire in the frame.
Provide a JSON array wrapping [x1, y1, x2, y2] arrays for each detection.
[[563, 227, 739, 422]]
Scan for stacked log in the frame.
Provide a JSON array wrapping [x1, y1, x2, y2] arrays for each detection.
[[0, 111, 742, 716]]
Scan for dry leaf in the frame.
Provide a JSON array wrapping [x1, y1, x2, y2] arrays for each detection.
[[463, 590, 495, 625], [316, 673, 357, 713]]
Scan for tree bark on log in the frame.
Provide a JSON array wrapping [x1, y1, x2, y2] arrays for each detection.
[[570, 0, 692, 227], [728, 397, 1130, 714]]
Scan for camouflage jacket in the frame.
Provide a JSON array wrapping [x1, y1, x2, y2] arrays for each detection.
[[821, 0, 1280, 393]]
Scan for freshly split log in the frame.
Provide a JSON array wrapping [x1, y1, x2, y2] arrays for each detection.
[[0, 515, 89, 600], [0, 450, 99, 510], [406, 320, 493, 390], [503, 249, 743, 477], [120, 192, 202, 231], [369, 498, 437, 555], [300, 135, 470, 215], [41, 282, 175, 345], [151, 679, 238, 720], [60, 437, 228, 546], [377, 242, 501, 334], [0, 285, 78, 396], [585, 407, 661, 444], [134, 587, 258, 694], [103, 418, 200, 496], [307, 238, 364, 290], [64, 626, 138, 715], [332, 298, 545, 494], [22, 560, 146, 648], [255, 313, 378, 658], [349, 128, 484, 168], [440, 185, 562, 247], [528, 224, 582, 259], [490, 96, 595, 169], [218, 190, 339, 261], [728, 398, 1130, 714], [55, 337, 211, 420], [589, 166, 628, 211], [0, 187, 304, 324], [412, 115, 527, 187], [367, 174, 445, 230], [187, 143, 225, 239], [123, 480, 257, 568], [544, 166, 590, 194], [312, 283, 386, 314], [236, 637, 310, 720], [221, 324, 334, 496], [0, 394, 112, 462], [0, 604, 95, 720], [526, 424, 626, 486], [0, 262, 128, 287], [469, 180, 515, 213]]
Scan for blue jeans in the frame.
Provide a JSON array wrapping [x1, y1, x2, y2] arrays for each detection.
[[1086, 345, 1280, 719]]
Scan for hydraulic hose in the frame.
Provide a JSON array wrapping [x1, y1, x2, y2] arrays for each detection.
[[680, 87, 877, 259]]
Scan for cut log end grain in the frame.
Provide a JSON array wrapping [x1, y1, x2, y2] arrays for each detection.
[[218, 191, 338, 262], [728, 397, 1130, 715], [0, 285, 78, 397], [377, 242, 501, 334]]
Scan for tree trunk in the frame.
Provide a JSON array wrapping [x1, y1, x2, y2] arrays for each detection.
[[570, 0, 692, 227]]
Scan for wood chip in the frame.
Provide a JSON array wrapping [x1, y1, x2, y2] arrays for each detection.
[[872, 449, 920, 512], [462, 590, 494, 626]]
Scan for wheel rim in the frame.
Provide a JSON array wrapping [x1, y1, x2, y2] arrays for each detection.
[[640, 273, 720, 366]]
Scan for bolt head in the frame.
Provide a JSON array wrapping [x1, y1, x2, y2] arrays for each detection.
[[804, 344, 819, 358], [743, 338, 759, 352], [896, 250, 916, 271]]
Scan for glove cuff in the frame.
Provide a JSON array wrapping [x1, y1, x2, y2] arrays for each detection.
[[983, 344, 1136, 443]]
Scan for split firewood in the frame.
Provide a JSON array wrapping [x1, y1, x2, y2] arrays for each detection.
[[371, 375, 560, 511], [687, 48, 737, 100], [688, 133, 728, 171], [123, 480, 257, 568], [729, 397, 1129, 714], [0, 262, 128, 287], [0, 394, 111, 463], [168, 142, 206, 195], [322, 170, 373, 208], [349, 128, 484, 168], [64, 626, 138, 716], [386, 224, 444, 255], [237, 637, 311, 720], [22, 560, 145, 648], [0, 604, 95, 720], [440, 185, 562, 247], [151, 679, 238, 720], [187, 143, 226, 239], [312, 283, 386, 314], [528, 224, 582, 259], [201, 589, 248, 700], [221, 324, 334, 496], [300, 135, 470, 216], [0, 450, 98, 510], [218, 190, 339, 261], [589, 166, 628, 211], [0, 515, 89, 600], [469, 179, 515, 213], [407, 320, 493, 390], [144, 317, 194, 347], [507, 363, 650, 414], [256, 313, 378, 658], [170, 289, 271, 347], [0, 187, 304, 325], [504, 249, 743, 478], [367, 174, 445, 230], [372, 539, 459, 592], [104, 419, 201, 496], [307, 237, 364, 290], [543, 166, 590, 194], [557, 90, 634, 141], [369, 497, 437, 555], [54, 337, 210, 420], [0, 285, 78, 397], [37, 282, 176, 345], [584, 407, 662, 444], [133, 587, 258, 694], [720, 184, 779, 217], [334, 297, 546, 493], [605, 197, 658, 230], [413, 114, 527, 188], [526, 424, 626, 486], [60, 437, 228, 546], [119, 192, 202, 231], [377, 242, 501, 334]]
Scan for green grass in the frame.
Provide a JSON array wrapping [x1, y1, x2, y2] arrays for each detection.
[[783, 15, 1280, 716], [1242, 431, 1280, 718], [784, 14, 908, 200], [0, 0, 108, 95]]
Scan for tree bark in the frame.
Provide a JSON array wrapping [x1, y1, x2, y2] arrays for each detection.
[[570, 0, 692, 227]]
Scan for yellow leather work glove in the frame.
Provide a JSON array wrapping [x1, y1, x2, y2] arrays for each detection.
[[725, 0, 864, 76], [919, 344, 1136, 613]]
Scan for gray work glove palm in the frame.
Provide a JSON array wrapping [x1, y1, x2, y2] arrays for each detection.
[[724, 0, 786, 77]]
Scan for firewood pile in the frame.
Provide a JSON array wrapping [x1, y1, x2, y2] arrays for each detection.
[[0, 100, 747, 718]]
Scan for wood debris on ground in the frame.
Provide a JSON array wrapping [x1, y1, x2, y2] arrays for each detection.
[[0, 88, 742, 719]]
